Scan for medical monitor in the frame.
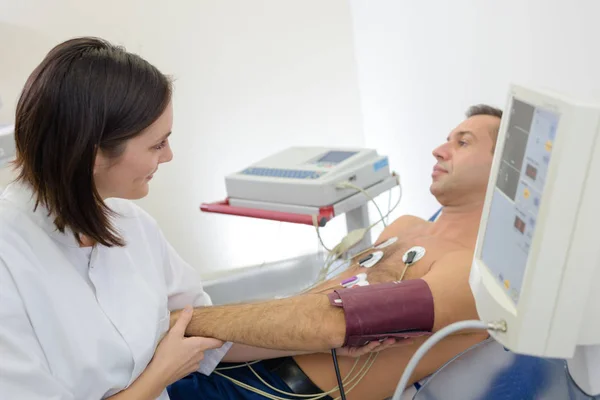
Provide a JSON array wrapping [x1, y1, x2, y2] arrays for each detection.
[[225, 147, 390, 207], [470, 85, 600, 360]]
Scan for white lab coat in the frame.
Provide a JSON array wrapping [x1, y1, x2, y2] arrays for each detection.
[[0, 182, 231, 399]]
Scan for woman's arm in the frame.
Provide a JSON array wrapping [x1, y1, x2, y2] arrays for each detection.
[[105, 367, 166, 400], [108, 307, 224, 400]]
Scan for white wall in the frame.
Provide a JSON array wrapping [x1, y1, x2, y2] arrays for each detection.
[[0, 23, 53, 188], [0, 0, 365, 274], [349, 0, 600, 220]]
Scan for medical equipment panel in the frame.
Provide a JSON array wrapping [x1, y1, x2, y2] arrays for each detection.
[[470, 85, 600, 368], [225, 147, 390, 207], [480, 100, 558, 305]]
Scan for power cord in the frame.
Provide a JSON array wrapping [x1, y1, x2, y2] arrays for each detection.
[[391, 319, 507, 400], [312, 214, 334, 253], [336, 181, 388, 227], [313, 176, 402, 257], [331, 349, 347, 400], [386, 189, 392, 225], [379, 176, 403, 223]]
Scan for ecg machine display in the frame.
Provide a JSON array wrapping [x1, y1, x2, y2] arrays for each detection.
[[481, 99, 559, 304], [316, 151, 358, 165]]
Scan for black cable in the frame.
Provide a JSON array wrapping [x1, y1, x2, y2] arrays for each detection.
[[331, 349, 347, 400]]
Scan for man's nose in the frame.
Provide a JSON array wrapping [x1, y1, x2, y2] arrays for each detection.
[[432, 142, 451, 160]]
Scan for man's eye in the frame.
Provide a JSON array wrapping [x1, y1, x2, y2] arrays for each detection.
[[459, 141, 468, 147]]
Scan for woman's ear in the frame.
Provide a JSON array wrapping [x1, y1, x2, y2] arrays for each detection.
[[93, 147, 106, 176]]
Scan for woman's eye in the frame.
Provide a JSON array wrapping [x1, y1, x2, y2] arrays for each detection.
[[154, 140, 167, 150]]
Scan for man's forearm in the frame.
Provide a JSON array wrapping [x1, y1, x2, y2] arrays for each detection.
[[173, 294, 346, 351], [222, 343, 311, 363]]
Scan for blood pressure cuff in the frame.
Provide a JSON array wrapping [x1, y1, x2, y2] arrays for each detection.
[[327, 279, 434, 347]]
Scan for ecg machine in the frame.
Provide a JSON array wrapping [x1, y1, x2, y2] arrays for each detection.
[[202, 147, 399, 251], [224, 147, 391, 208]]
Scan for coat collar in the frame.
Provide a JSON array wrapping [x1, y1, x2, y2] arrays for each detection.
[[1, 181, 81, 248]]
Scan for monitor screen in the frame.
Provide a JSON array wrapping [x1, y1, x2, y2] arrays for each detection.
[[316, 151, 357, 164], [480, 98, 559, 304]]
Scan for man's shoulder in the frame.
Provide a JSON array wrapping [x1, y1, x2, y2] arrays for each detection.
[[374, 215, 430, 244], [392, 214, 430, 227], [378, 215, 430, 239]]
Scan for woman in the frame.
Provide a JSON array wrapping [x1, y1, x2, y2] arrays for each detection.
[[0, 36, 234, 400]]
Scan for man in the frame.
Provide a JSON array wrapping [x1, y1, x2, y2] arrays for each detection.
[[169, 104, 503, 400]]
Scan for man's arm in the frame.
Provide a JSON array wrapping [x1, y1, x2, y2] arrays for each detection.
[[172, 294, 346, 351], [221, 344, 309, 362], [174, 250, 478, 351]]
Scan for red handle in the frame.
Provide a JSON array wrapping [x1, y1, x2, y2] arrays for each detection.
[[200, 199, 334, 227]]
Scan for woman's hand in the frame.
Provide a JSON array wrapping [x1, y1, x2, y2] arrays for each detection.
[[149, 305, 224, 387], [107, 306, 224, 400]]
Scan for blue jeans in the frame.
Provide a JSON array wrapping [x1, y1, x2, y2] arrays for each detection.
[[167, 361, 294, 400]]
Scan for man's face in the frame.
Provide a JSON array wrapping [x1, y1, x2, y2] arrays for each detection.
[[430, 114, 500, 206]]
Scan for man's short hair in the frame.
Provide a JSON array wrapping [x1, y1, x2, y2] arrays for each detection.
[[466, 104, 503, 152]]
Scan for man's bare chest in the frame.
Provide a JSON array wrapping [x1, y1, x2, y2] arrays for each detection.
[[353, 232, 469, 281]]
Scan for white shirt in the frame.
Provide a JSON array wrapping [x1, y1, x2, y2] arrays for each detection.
[[0, 182, 231, 399]]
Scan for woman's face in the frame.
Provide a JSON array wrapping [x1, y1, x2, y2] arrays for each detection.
[[94, 102, 174, 200]]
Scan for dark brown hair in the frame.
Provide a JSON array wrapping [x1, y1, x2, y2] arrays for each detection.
[[14, 37, 172, 247], [465, 104, 503, 152]]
